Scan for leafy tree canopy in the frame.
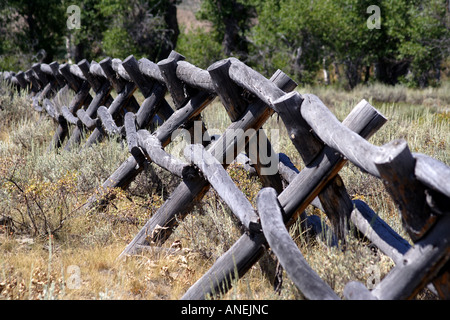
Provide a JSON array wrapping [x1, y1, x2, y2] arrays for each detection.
[[0, 0, 448, 88]]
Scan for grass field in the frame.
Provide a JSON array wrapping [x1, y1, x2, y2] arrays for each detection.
[[0, 80, 448, 300]]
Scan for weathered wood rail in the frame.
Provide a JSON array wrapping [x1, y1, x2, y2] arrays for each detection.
[[1, 51, 449, 300]]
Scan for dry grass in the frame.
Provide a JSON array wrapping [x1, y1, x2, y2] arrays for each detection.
[[0, 80, 448, 300]]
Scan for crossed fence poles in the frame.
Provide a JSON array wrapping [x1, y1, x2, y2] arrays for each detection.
[[2, 51, 449, 300]]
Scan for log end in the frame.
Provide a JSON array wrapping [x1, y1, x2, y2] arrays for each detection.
[[122, 55, 138, 68], [99, 57, 112, 67], [206, 59, 231, 73], [168, 50, 185, 61], [375, 139, 411, 166], [273, 91, 303, 112], [157, 58, 174, 69], [49, 61, 59, 69], [77, 59, 90, 68]]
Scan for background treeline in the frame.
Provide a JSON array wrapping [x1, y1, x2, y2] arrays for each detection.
[[0, 0, 449, 89]]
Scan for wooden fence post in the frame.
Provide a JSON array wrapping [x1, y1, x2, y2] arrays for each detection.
[[181, 97, 386, 300], [24, 69, 41, 95], [119, 69, 295, 258], [30, 64, 57, 109], [185, 144, 261, 232], [122, 55, 173, 130], [375, 140, 449, 299], [48, 63, 92, 150], [14, 71, 28, 91], [257, 187, 340, 300], [82, 58, 137, 149], [375, 140, 435, 241], [48, 62, 67, 88], [58, 63, 82, 92], [83, 56, 217, 212], [208, 59, 284, 194], [158, 51, 190, 109]]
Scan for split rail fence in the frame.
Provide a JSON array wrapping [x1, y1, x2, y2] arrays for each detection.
[[1, 51, 449, 300]]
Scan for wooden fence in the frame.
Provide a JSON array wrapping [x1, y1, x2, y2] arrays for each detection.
[[1, 51, 449, 300]]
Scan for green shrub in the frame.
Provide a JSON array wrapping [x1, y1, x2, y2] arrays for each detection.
[[176, 28, 225, 69], [102, 27, 139, 60]]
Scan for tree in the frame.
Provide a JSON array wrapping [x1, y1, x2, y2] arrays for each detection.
[[1, 0, 447, 89], [176, 27, 225, 69], [394, 0, 449, 87], [66, 0, 109, 63], [0, 0, 182, 70], [248, 0, 449, 88], [196, 0, 257, 60], [0, 0, 66, 70], [248, 0, 330, 84], [98, 0, 180, 61]]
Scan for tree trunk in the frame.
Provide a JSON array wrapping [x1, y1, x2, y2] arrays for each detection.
[[74, 42, 84, 63], [344, 59, 361, 89], [158, 0, 180, 61], [375, 58, 410, 85]]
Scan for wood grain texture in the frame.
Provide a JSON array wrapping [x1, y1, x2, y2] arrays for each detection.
[[258, 188, 340, 300], [138, 130, 187, 178], [119, 70, 295, 258], [183, 96, 387, 300], [185, 144, 261, 232], [371, 214, 450, 300], [375, 140, 435, 241]]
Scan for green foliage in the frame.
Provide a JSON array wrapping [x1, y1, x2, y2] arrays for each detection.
[[96, 0, 180, 61], [245, 0, 449, 87], [67, 0, 108, 61], [250, 0, 379, 85], [248, 0, 325, 83], [196, 0, 256, 58], [196, 0, 255, 37], [176, 28, 225, 69], [0, 0, 448, 89], [0, 0, 66, 70], [395, 0, 449, 87], [0, 0, 179, 68], [102, 27, 139, 60]]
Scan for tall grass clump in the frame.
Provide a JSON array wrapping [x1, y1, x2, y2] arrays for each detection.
[[0, 84, 131, 238]]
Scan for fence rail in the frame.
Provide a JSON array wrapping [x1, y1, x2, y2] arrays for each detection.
[[1, 51, 449, 300]]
